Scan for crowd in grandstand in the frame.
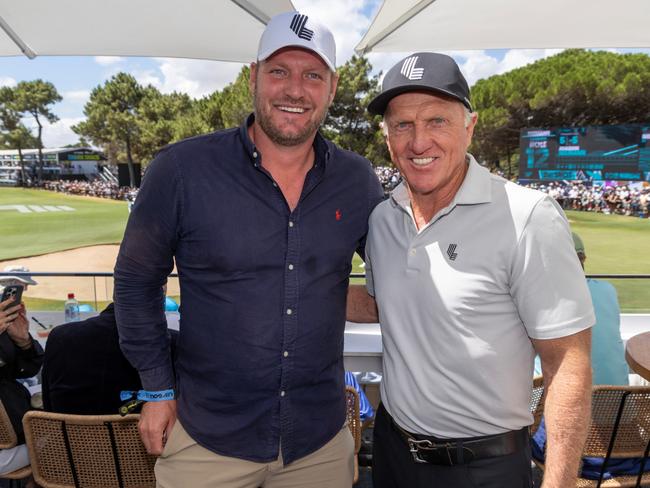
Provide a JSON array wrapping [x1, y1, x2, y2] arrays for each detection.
[[374, 166, 401, 193], [373, 166, 649, 217], [527, 181, 650, 217], [42, 180, 137, 202], [39, 169, 649, 218]]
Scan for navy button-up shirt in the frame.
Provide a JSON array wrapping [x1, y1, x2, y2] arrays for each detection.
[[114, 115, 384, 464]]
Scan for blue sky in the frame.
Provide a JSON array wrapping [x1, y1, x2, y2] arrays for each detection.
[[1, 0, 647, 148]]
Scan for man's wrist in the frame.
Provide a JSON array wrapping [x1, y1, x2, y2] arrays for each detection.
[[121, 389, 176, 402], [14, 337, 32, 350]]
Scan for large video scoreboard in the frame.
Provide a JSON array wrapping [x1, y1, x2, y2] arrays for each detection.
[[519, 124, 650, 182]]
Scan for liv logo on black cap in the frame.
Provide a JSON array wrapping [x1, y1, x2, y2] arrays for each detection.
[[290, 14, 314, 41], [400, 56, 424, 80]]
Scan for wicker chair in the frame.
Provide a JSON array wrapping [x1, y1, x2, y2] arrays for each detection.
[[345, 385, 362, 484], [22, 410, 156, 488], [534, 385, 650, 488], [0, 399, 32, 486]]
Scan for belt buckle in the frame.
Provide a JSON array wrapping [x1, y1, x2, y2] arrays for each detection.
[[408, 438, 475, 466], [407, 438, 433, 464]]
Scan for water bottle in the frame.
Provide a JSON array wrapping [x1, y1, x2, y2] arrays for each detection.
[[64, 293, 80, 323]]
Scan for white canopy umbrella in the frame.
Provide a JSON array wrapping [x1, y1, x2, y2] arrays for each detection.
[[356, 0, 650, 54], [0, 0, 294, 62]]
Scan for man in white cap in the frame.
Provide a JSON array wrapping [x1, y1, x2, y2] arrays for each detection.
[[114, 11, 383, 488], [348, 52, 594, 487]]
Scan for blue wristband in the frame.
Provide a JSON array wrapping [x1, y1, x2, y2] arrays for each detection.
[[120, 389, 175, 402]]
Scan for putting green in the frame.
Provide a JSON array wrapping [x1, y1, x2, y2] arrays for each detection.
[[0, 187, 128, 260]]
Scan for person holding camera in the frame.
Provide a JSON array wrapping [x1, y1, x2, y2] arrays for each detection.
[[0, 269, 43, 476]]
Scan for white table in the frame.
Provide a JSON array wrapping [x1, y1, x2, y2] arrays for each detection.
[[620, 314, 650, 340], [30, 312, 649, 375], [343, 322, 383, 372]]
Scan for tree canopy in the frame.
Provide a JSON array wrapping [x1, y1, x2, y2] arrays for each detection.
[[4, 49, 650, 183], [323, 55, 389, 165], [0, 86, 39, 185], [73, 73, 145, 187], [471, 49, 650, 176], [8, 80, 61, 182]]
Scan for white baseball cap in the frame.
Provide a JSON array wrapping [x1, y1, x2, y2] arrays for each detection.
[[257, 11, 336, 71], [0, 265, 37, 285]]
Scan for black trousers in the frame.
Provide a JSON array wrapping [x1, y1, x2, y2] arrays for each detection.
[[372, 404, 533, 488]]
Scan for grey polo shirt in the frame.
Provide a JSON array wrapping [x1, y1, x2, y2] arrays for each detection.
[[365, 155, 594, 438]]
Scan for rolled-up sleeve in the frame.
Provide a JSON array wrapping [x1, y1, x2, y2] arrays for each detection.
[[114, 148, 182, 391]]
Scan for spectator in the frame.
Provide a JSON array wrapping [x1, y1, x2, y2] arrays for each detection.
[[41, 179, 138, 202], [525, 181, 649, 218], [0, 271, 43, 477], [533, 231, 629, 385], [42, 287, 178, 415], [573, 232, 629, 386], [530, 236, 641, 480], [41, 302, 144, 415]]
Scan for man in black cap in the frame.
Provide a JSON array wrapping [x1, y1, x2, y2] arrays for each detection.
[[347, 52, 594, 487]]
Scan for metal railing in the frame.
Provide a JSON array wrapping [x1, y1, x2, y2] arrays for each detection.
[[2, 272, 650, 312], [6, 272, 649, 279]]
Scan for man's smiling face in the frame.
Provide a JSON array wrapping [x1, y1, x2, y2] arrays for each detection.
[[384, 91, 477, 199], [250, 47, 338, 147]]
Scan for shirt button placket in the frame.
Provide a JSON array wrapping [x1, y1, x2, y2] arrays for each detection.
[[407, 231, 420, 271], [281, 216, 298, 427]]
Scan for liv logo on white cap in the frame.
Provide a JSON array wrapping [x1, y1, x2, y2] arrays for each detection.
[[290, 14, 314, 41], [257, 11, 336, 71], [400, 56, 424, 80]]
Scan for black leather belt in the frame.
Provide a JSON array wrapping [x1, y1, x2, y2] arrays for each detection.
[[390, 416, 527, 466]]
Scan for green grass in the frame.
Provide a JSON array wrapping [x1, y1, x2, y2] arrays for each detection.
[[2, 188, 649, 312], [566, 210, 650, 312], [23, 296, 181, 312], [23, 296, 112, 312], [0, 187, 128, 260], [566, 211, 650, 274]]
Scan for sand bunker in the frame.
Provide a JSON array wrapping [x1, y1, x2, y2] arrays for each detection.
[[0, 245, 179, 302]]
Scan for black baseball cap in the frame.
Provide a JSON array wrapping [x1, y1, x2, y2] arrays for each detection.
[[368, 52, 472, 115]]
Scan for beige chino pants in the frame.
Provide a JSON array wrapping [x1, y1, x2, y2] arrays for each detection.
[[155, 420, 355, 488]]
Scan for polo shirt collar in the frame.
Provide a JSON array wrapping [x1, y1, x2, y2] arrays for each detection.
[[454, 155, 492, 205], [390, 181, 410, 209], [390, 154, 492, 211], [239, 113, 331, 168]]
